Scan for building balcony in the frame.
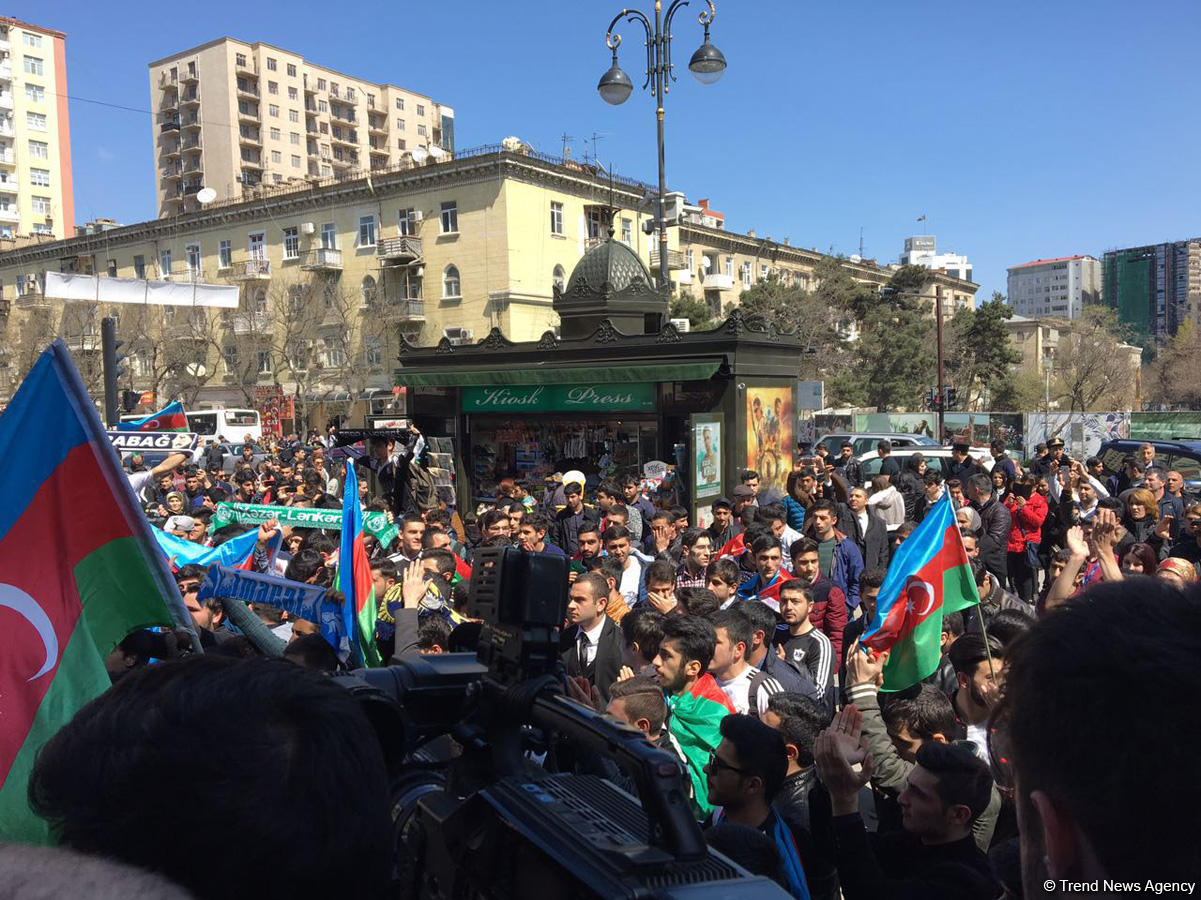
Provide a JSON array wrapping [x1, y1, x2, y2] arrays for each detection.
[[0, 62, 14, 81], [0, 207, 19, 222], [368, 119, 387, 136], [237, 83, 259, 99], [182, 137, 202, 151], [0, 178, 17, 194], [164, 320, 205, 342], [649, 249, 689, 271], [239, 130, 261, 145], [230, 312, 269, 335], [180, 91, 200, 106], [236, 58, 257, 75], [163, 144, 181, 159], [16, 287, 49, 310], [329, 132, 355, 147], [162, 167, 181, 181], [0, 149, 13, 166], [702, 273, 736, 291], [377, 236, 423, 264], [160, 119, 181, 133], [299, 247, 343, 271], [379, 298, 425, 323], [182, 158, 203, 173], [182, 117, 202, 131], [237, 107, 259, 123], [181, 181, 204, 196], [0, 122, 14, 138], [240, 157, 263, 170], [180, 67, 199, 84], [228, 259, 271, 281], [0, 93, 12, 110], [159, 70, 178, 88], [64, 333, 102, 353]]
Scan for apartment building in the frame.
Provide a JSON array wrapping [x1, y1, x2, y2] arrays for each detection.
[[148, 37, 454, 217], [0, 17, 73, 241], [1007, 255, 1101, 320], [900, 235, 973, 282], [1101, 239, 1201, 348]]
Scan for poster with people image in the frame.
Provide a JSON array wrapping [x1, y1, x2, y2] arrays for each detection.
[[745, 386, 793, 502], [694, 418, 722, 499]]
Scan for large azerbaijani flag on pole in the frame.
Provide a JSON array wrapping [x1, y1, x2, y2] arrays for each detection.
[[0, 342, 196, 842], [860, 492, 980, 692], [338, 459, 381, 668]]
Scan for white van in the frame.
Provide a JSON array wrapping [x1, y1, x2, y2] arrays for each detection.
[[186, 408, 263, 443]]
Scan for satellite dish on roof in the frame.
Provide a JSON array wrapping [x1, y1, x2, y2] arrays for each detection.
[[411, 147, 429, 164], [428, 145, 446, 159], [196, 187, 217, 205]]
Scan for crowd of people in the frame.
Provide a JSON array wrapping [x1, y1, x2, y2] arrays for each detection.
[[16, 426, 1200, 898]]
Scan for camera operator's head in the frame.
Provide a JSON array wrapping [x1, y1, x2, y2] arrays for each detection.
[[654, 615, 716, 695], [28, 656, 393, 899], [619, 606, 664, 673], [567, 573, 609, 631], [703, 714, 787, 822], [996, 581, 1201, 893], [607, 674, 668, 739]]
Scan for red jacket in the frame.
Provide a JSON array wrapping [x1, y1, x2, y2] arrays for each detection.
[[1004, 492, 1047, 552], [808, 575, 848, 663]]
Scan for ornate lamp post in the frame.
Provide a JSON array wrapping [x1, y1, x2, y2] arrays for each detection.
[[598, 1, 727, 289]]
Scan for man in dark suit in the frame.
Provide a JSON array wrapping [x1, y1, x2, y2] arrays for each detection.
[[562, 572, 623, 703], [846, 486, 889, 572]]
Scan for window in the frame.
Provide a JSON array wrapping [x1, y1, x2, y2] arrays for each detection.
[[291, 154, 301, 167], [442, 266, 461, 299], [271, 150, 282, 163], [365, 337, 382, 367], [346, 87, 356, 102], [317, 78, 326, 90], [417, 124, 427, 137], [318, 99, 328, 113], [398, 208, 416, 235], [553, 265, 566, 293], [741, 261, 752, 288], [330, 81, 339, 96], [268, 104, 280, 117], [269, 126, 281, 140], [288, 86, 298, 100], [286, 62, 297, 76], [224, 346, 239, 372], [218, 240, 232, 269], [25, 84, 45, 103], [160, 249, 173, 276], [27, 112, 47, 131], [23, 31, 43, 48], [185, 243, 201, 277], [134, 255, 146, 279], [416, 104, 425, 116], [550, 201, 563, 236], [395, 97, 404, 110], [361, 275, 377, 306], [320, 223, 337, 249], [256, 349, 272, 375], [106, 259, 117, 278], [31, 195, 50, 214], [440, 201, 458, 234], [248, 231, 266, 259], [621, 218, 632, 245], [321, 164, 332, 176], [282, 226, 299, 259], [266, 57, 277, 71], [358, 214, 376, 247], [396, 118, 405, 130], [268, 80, 279, 95], [322, 337, 346, 368], [235, 53, 247, 67], [23, 55, 44, 76], [586, 209, 604, 239], [760, 263, 768, 281], [725, 257, 733, 277], [30, 168, 50, 187], [290, 131, 300, 145], [397, 138, 406, 150], [366, 92, 376, 107], [289, 109, 299, 123], [29, 140, 49, 159]]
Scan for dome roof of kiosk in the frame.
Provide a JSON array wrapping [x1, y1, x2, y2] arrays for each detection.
[[564, 237, 655, 298]]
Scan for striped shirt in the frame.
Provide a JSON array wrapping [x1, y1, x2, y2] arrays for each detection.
[[780, 628, 834, 700]]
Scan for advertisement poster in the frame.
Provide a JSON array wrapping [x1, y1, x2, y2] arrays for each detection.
[[746, 386, 793, 501], [695, 419, 722, 499]]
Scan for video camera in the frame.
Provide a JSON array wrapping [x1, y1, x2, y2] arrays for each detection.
[[337, 545, 785, 898]]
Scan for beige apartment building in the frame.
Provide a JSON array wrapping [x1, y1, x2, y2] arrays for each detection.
[[0, 146, 976, 425], [148, 37, 454, 217], [0, 17, 73, 241]]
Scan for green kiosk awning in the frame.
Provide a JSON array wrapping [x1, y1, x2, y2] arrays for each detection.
[[395, 358, 722, 388]]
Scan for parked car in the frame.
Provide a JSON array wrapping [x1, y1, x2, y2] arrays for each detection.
[[816, 432, 940, 457], [854, 447, 993, 489], [1096, 439, 1201, 494]]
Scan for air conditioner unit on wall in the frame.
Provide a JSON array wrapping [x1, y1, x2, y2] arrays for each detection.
[[669, 318, 691, 333], [300, 222, 316, 235], [444, 326, 473, 345], [412, 210, 424, 222]]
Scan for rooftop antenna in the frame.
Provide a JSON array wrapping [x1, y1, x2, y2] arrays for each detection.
[[859, 226, 864, 259], [561, 132, 574, 159]]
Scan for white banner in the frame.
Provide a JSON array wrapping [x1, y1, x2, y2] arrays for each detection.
[[45, 272, 240, 309]]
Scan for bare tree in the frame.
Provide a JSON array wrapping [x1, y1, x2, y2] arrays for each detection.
[[1050, 308, 1139, 412]]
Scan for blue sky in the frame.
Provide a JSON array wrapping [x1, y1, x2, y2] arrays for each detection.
[[26, 0, 1201, 299]]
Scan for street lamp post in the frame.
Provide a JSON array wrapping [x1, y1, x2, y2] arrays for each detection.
[[598, 1, 727, 289]]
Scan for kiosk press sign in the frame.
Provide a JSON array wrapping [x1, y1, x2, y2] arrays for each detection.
[[461, 384, 656, 413]]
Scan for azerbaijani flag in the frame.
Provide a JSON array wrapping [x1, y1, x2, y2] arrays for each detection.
[[339, 460, 382, 668], [667, 671, 736, 818], [153, 526, 279, 572], [0, 342, 195, 842], [861, 492, 979, 692], [117, 400, 188, 432]]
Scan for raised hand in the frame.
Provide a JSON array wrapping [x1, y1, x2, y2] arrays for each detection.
[[1064, 525, 1089, 558]]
